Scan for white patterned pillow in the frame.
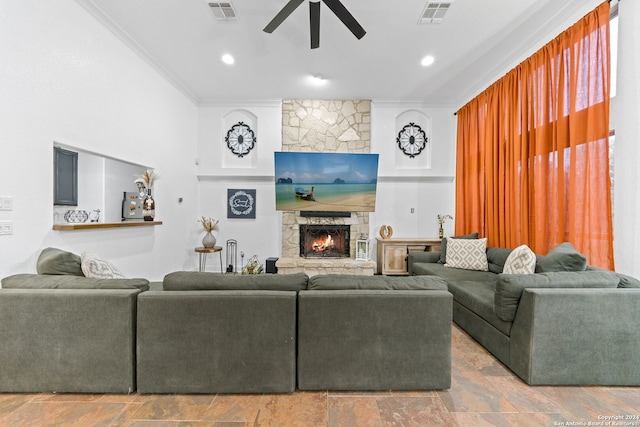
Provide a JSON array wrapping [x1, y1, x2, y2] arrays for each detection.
[[445, 238, 489, 271], [502, 244, 536, 274], [81, 252, 126, 279]]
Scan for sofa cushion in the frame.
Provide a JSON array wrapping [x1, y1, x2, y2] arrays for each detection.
[[81, 252, 126, 279], [445, 238, 488, 271], [502, 245, 536, 274], [486, 247, 513, 274], [447, 280, 513, 336], [163, 271, 309, 291], [411, 262, 498, 284], [616, 273, 640, 288], [494, 270, 620, 322], [438, 232, 479, 264], [586, 266, 640, 288], [308, 274, 448, 290], [535, 242, 587, 272], [1, 273, 150, 290], [36, 247, 84, 276]]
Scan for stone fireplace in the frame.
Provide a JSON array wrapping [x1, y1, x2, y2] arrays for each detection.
[[299, 224, 350, 258], [275, 100, 376, 276]]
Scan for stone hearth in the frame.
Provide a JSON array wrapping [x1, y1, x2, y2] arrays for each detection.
[[277, 213, 376, 276], [276, 257, 375, 277]]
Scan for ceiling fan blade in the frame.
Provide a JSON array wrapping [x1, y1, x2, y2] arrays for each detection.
[[263, 0, 305, 33], [310, 1, 320, 49], [322, 0, 366, 40]]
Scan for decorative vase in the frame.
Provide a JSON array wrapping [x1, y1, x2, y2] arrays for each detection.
[[438, 225, 444, 239], [202, 231, 216, 248], [143, 189, 155, 221]]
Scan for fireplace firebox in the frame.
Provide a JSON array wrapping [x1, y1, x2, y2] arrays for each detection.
[[299, 224, 350, 258]]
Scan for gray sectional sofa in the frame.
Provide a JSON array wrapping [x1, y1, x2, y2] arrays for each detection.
[[408, 241, 640, 386], [136, 272, 307, 394], [1, 248, 453, 394], [0, 248, 149, 393], [297, 274, 452, 391], [139, 272, 452, 393]]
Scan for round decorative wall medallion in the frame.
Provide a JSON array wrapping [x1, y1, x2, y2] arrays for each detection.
[[396, 122, 428, 158], [225, 122, 256, 158]]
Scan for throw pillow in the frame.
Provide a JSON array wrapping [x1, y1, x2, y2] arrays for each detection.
[[502, 244, 536, 274], [536, 242, 587, 272], [81, 252, 126, 279], [486, 247, 513, 273], [36, 247, 84, 276], [438, 232, 479, 264], [444, 237, 488, 271]]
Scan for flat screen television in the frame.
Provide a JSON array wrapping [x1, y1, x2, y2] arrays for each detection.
[[274, 152, 379, 212]]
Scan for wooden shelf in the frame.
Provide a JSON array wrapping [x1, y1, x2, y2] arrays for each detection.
[[52, 221, 163, 231]]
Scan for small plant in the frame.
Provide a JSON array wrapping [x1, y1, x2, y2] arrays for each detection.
[[134, 169, 160, 189], [437, 214, 453, 225], [242, 255, 263, 274], [437, 214, 453, 239], [198, 216, 219, 232]]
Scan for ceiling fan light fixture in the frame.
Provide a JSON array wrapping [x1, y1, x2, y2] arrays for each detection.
[[264, 0, 365, 49]]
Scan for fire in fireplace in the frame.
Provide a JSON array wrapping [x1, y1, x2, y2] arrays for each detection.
[[299, 224, 350, 258]]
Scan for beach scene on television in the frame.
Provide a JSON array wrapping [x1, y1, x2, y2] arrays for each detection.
[[274, 152, 379, 212]]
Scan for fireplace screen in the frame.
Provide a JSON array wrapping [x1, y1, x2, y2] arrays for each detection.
[[299, 224, 350, 258]]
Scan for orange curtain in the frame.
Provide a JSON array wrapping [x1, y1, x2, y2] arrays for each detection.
[[455, 2, 613, 269]]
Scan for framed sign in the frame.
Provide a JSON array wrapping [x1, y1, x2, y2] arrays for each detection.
[[227, 189, 256, 219]]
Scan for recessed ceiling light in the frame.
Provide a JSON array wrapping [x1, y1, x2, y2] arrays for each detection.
[[221, 54, 235, 65], [307, 74, 328, 86], [421, 55, 435, 67]]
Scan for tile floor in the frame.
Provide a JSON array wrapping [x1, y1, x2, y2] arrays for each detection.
[[0, 324, 638, 426]]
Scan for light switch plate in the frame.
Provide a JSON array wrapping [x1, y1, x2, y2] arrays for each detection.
[[0, 196, 13, 211], [0, 220, 13, 235]]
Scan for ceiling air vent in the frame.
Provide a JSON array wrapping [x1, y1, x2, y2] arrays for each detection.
[[206, 2, 237, 21], [419, 1, 454, 24]]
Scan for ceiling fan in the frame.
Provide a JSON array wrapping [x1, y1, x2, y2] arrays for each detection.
[[263, 0, 366, 49]]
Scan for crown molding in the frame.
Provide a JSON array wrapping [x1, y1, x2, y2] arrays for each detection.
[[74, 0, 199, 105], [372, 99, 457, 110], [197, 99, 283, 108]]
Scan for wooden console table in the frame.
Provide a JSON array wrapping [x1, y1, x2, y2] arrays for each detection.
[[376, 237, 442, 275]]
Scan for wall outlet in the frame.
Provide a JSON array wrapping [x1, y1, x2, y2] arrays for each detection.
[[410, 208, 415, 214], [0, 220, 13, 235], [0, 196, 13, 211]]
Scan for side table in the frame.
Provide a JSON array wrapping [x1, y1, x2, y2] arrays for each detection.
[[194, 246, 223, 273]]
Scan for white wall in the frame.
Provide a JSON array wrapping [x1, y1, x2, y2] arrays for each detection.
[[195, 101, 283, 271], [0, 0, 198, 281], [194, 100, 458, 269], [370, 101, 457, 244]]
